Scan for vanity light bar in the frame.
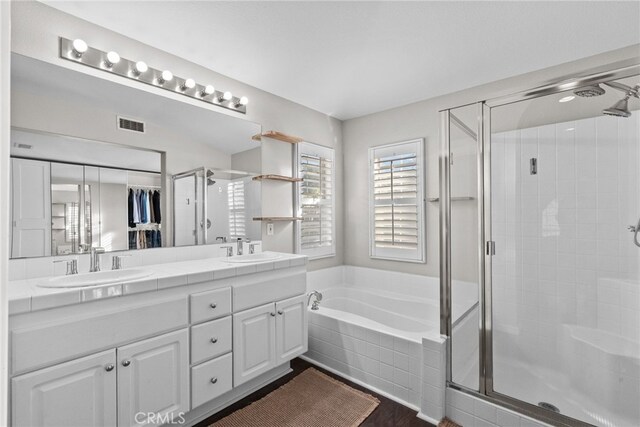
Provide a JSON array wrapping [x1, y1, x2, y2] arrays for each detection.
[[59, 37, 248, 114]]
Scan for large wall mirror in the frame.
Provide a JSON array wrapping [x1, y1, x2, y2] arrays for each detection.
[[10, 53, 262, 259]]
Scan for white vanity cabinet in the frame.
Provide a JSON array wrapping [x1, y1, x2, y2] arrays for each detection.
[[9, 260, 308, 427], [117, 329, 189, 427], [233, 294, 308, 386], [11, 329, 189, 427], [12, 350, 117, 427]]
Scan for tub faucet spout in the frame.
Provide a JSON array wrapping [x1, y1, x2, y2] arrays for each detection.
[[307, 290, 323, 310]]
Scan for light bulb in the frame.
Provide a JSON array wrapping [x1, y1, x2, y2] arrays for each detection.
[[238, 96, 249, 106], [104, 51, 120, 68], [218, 91, 233, 102], [133, 61, 148, 76], [201, 85, 215, 97], [72, 39, 88, 58], [158, 70, 173, 85], [181, 78, 196, 91]]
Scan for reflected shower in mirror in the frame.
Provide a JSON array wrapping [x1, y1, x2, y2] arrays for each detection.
[[173, 168, 261, 247]]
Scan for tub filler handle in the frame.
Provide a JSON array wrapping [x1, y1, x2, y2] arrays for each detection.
[[307, 290, 323, 311]]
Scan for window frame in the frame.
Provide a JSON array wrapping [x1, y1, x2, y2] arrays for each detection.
[[295, 141, 336, 259], [368, 138, 426, 263]]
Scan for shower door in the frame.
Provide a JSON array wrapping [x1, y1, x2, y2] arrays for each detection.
[[442, 68, 640, 427], [486, 76, 640, 427]]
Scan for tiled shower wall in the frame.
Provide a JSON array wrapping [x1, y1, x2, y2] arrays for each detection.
[[491, 114, 640, 368]]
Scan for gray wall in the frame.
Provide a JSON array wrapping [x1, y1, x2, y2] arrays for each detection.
[[11, 1, 344, 270], [342, 44, 640, 279]]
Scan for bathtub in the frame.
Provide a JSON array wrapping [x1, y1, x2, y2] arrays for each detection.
[[303, 265, 476, 410]]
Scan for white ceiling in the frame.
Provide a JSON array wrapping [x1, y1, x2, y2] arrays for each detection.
[[42, 1, 640, 120]]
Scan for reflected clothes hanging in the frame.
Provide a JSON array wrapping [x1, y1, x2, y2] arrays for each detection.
[[128, 189, 135, 227], [132, 189, 140, 224], [152, 190, 161, 224], [128, 229, 162, 249]]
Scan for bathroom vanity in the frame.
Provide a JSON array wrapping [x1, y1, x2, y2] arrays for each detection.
[[8, 252, 308, 427]]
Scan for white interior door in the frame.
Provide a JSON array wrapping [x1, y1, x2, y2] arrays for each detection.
[[233, 303, 276, 386], [275, 295, 307, 363], [117, 329, 189, 427], [11, 158, 51, 257], [11, 350, 116, 427]]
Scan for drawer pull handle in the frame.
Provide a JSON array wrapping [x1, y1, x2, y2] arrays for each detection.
[[105, 364, 114, 372], [277, 310, 284, 315], [210, 303, 217, 309], [270, 312, 276, 317], [122, 360, 131, 367], [210, 337, 218, 344], [210, 377, 218, 384]]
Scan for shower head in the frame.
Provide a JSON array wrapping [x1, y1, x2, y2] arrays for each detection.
[[603, 96, 631, 118], [574, 84, 605, 97]]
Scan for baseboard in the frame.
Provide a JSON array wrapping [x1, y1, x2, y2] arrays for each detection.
[[417, 411, 441, 425], [300, 354, 420, 412], [183, 363, 292, 426]]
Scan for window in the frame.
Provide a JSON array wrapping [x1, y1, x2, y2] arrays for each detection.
[[369, 138, 425, 262], [297, 142, 335, 258], [227, 180, 246, 240]]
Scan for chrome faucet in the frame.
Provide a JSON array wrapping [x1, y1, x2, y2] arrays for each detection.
[[237, 238, 250, 256], [89, 247, 105, 272], [307, 290, 323, 310], [54, 258, 78, 275]]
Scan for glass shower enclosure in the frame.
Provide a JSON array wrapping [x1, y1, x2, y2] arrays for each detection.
[[172, 167, 261, 246], [440, 61, 640, 427]]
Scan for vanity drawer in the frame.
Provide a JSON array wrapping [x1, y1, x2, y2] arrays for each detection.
[[190, 316, 232, 365], [190, 287, 231, 324], [191, 353, 232, 409]]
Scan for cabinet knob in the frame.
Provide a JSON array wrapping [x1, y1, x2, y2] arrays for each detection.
[[210, 303, 217, 309], [270, 312, 276, 317], [122, 360, 131, 367], [105, 364, 114, 372], [210, 377, 218, 384], [277, 310, 284, 315], [210, 337, 218, 344]]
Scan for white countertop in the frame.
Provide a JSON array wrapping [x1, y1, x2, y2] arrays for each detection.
[[8, 252, 308, 315]]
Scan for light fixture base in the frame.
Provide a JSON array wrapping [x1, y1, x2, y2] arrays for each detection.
[[59, 37, 247, 114]]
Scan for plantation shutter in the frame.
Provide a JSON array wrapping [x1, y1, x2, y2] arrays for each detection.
[[227, 180, 246, 239], [297, 143, 335, 258], [370, 139, 425, 262]]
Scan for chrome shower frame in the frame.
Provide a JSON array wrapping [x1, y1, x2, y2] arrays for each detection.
[[439, 57, 640, 427]]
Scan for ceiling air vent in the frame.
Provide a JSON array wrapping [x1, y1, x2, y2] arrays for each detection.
[[117, 116, 145, 133]]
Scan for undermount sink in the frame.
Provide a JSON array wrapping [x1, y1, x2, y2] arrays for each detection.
[[224, 253, 282, 263], [39, 269, 153, 288]]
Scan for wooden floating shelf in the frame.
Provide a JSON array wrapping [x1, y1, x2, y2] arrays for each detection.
[[251, 131, 303, 144], [252, 174, 303, 183], [253, 217, 303, 222]]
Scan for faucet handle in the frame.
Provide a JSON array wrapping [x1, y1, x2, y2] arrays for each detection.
[[220, 245, 233, 257], [111, 254, 131, 270], [54, 258, 78, 275]]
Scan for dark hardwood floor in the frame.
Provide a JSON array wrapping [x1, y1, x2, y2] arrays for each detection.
[[195, 357, 435, 427]]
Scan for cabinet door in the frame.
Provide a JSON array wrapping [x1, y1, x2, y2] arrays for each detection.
[[233, 303, 276, 386], [12, 350, 116, 427], [117, 329, 189, 427], [11, 158, 51, 258], [275, 294, 308, 363]]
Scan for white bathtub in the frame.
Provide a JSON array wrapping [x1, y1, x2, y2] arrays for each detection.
[[303, 265, 476, 411]]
